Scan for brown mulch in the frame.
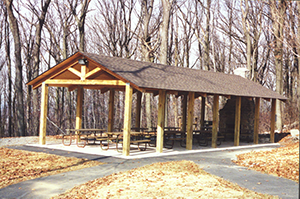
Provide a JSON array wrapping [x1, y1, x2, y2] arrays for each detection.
[[52, 160, 277, 199], [0, 147, 103, 189], [234, 139, 299, 182]]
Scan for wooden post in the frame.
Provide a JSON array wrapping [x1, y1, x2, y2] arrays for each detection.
[[156, 90, 166, 153], [254, 97, 260, 144], [39, 82, 48, 145], [234, 96, 242, 146], [186, 92, 195, 150], [200, 96, 206, 128], [123, 83, 133, 156], [108, 89, 115, 132], [135, 91, 142, 129], [75, 86, 84, 129], [212, 95, 219, 148], [181, 93, 188, 132], [270, 99, 276, 143]]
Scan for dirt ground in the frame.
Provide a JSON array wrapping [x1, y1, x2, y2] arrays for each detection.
[[234, 135, 299, 182], [51, 160, 276, 199], [0, 136, 102, 189], [1, 135, 298, 198]]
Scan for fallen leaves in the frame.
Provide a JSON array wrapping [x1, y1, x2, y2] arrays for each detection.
[[234, 142, 299, 182], [52, 161, 277, 199], [0, 147, 102, 189]]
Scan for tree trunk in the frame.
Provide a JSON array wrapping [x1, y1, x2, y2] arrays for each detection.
[[5, 0, 25, 136], [140, 0, 154, 129], [160, 0, 174, 65], [4, 8, 12, 137], [31, 0, 51, 136], [204, 0, 211, 71], [70, 0, 90, 52], [297, 2, 300, 131], [271, 0, 286, 131]]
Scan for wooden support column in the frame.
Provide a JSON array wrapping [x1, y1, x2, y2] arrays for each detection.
[[212, 95, 219, 148], [123, 83, 133, 156], [135, 91, 142, 129], [39, 82, 48, 145], [200, 96, 206, 128], [254, 97, 260, 144], [156, 90, 166, 153], [75, 86, 84, 130], [234, 96, 242, 146], [181, 93, 188, 132], [270, 99, 276, 143], [186, 92, 195, 150], [108, 89, 115, 132]]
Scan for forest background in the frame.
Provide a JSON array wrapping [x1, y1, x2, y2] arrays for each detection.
[[0, 0, 299, 138]]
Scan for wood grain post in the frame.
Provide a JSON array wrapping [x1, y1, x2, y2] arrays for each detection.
[[270, 99, 276, 143], [75, 86, 84, 142], [234, 96, 242, 146], [156, 90, 166, 153], [254, 97, 260, 144], [75, 86, 84, 129], [135, 91, 142, 129], [200, 96, 206, 128], [181, 93, 188, 132], [186, 92, 195, 150], [39, 82, 48, 145], [123, 83, 133, 156], [108, 89, 115, 132], [212, 95, 219, 148]]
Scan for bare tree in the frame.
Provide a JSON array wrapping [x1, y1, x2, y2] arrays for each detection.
[[4, 0, 25, 136], [270, 0, 286, 130], [68, 0, 90, 52]]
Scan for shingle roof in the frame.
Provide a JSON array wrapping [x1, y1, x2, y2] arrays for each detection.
[[82, 52, 287, 100]]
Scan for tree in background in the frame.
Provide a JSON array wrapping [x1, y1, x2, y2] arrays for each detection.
[[4, 0, 25, 137]]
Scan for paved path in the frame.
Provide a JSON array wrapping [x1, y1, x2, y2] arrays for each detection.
[[0, 145, 298, 199]]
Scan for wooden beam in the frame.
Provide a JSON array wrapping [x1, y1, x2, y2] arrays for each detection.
[[45, 79, 126, 86], [200, 96, 206, 128], [167, 90, 178, 95], [68, 67, 81, 78], [85, 67, 101, 79], [181, 93, 188, 132], [234, 96, 242, 146], [32, 61, 78, 89], [81, 65, 88, 80], [156, 90, 166, 153], [254, 97, 260, 144], [212, 95, 219, 148], [135, 91, 142, 129], [108, 89, 115, 132], [123, 83, 133, 156], [39, 82, 48, 145], [186, 92, 195, 150], [270, 99, 276, 143], [76, 87, 84, 130]]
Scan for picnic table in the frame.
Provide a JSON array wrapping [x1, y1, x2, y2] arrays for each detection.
[[62, 129, 106, 148], [193, 127, 224, 146], [105, 132, 151, 152], [164, 130, 186, 149]]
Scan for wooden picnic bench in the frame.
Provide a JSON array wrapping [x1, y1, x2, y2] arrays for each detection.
[[62, 129, 106, 148], [193, 129, 224, 146], [105, 132, 151, 152], [164, 130, 186, 149]]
